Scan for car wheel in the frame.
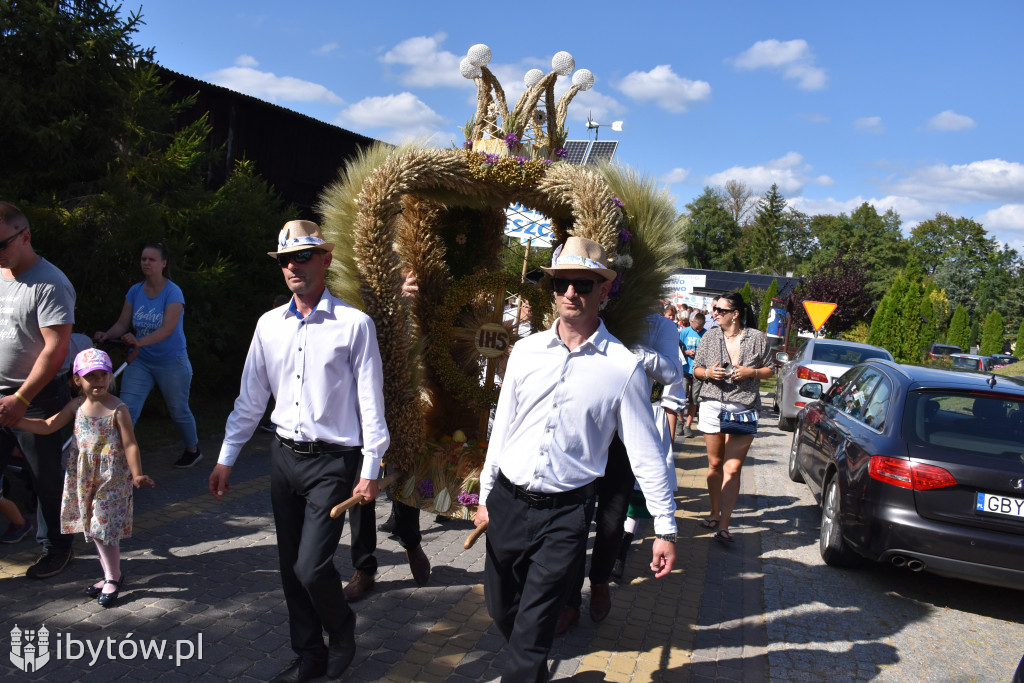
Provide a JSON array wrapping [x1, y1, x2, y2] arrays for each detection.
[[778, 415, 796, 432], [819, 477, 857, 567], [787, 427, 803, 482]]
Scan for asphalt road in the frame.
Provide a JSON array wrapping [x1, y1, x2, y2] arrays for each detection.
[[749, 418, 1024, 682]]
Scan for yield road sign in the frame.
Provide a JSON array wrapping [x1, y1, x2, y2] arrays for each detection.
[[803, 301, 837, 332]]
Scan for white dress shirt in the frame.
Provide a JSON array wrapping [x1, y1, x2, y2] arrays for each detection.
[[634, 313, 686, 489], [217, 289, 390, 480], [480, 318, 678, 535]]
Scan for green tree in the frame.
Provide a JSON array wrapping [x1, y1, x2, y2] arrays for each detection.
[[892, 274, 924, 363], [740, 281, 752, 305], [779, 208, 815, 275], [919, 294, 936, 350], [1016, 319, 1024, 359], [909, 213, 992, 276], [867, 295, 890, 347], [809, 203, 907, 301], [740, 183, 785, 273], [980, 310, 1005, 356], [1, 0, 153, 201], [969, 317, 981, 351], [681, 187, 743, 271], [758, 278, 779, 331], [947, 306, 970, 351]]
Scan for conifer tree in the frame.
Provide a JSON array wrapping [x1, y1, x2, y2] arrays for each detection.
[[947, 306, 970, 351], [980, 310, 1005, 356], [867, 295, 890, 347], [919, 295, 936, 352], [740, 281, 752, 305], [895, 277, 924, 363], [969, 318, 981, 350], [1016, 319, 1024, 359], [759, 279, 779, 331]]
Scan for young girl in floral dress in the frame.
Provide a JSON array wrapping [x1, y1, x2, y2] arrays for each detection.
[[17, 348, 154, 607]]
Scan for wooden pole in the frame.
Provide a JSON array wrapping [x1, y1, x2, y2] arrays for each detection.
[[329, 470, 403, 518]]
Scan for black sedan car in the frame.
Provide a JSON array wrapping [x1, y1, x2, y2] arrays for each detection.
[[788, 359, 1024, 589]]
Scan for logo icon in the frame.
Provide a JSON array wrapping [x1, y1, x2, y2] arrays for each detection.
[[1012, 478, 1024, 491], [10, 624, 52, 672]]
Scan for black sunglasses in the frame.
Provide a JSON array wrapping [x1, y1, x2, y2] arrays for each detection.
[[552, 277, 599, 295], [0, 228, 26, 251], [276, 249, 324, 267], [713, 306, 736, 314]]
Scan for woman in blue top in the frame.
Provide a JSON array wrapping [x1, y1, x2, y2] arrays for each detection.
[[94, 243, 201, 468]]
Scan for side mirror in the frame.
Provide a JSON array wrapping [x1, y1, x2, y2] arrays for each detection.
[[798, 383, 823, 400], [775, 352, 791, 364]]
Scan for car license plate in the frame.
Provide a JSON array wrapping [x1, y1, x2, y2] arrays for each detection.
[[975, 492, 1024, 518]]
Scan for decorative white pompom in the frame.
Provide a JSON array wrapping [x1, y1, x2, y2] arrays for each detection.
[[572, 69, 595, 91], [460, 57, 482, 79], [552, 51, 575, 76], [467, 43, 492, 67], [524, 68, 544, 88]]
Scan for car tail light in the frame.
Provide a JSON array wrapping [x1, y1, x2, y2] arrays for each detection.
[[868, 456, 957, 490], [797, 365, 829, 382]]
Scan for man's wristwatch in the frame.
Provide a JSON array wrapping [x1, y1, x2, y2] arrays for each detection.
[[655, 533, 677, 543]]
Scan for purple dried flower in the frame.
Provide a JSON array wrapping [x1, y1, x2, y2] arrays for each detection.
[[463, 140, 473, 150], [618, 228, 632, 244], [504, 133, 520, 148], [555, 148, 568, 159], [457, 492, 480, 506], [542, 159, 553, 165], [609, 271, 623, 298], [417, 479, 434, 497], [612, 197, 624, 208], [514, 155, 527, 166], [485, 153, 499, 165]]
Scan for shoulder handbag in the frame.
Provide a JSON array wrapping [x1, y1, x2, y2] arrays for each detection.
[[718, 334, 758, 435]]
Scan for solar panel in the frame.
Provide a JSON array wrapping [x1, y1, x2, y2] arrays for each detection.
[[585, 141, 619, 166], [563, 140, 591, 166]]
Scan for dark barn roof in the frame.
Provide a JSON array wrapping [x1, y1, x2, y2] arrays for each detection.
[[157, 66, 381, 218], [671, 267, 800, 299]]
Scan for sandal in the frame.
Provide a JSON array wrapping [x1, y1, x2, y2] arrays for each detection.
[[714, 529, 735, 543], [700, 518, 719, 529]]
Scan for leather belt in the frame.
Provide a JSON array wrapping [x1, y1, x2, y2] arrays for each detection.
[[497, 470, 594, 509], [276, 435, 359, 456]]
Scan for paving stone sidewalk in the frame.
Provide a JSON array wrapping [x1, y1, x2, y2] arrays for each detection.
[[2, 424, 773, 682]]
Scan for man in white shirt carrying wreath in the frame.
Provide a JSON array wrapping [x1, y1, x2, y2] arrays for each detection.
[[475, 236, 678, 682], [210, 220, 389, 683]]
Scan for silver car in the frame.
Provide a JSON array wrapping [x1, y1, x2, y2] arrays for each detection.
[[775, 339, 893, 431]]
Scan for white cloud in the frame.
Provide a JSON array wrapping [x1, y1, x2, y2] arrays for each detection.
[[660, 168, 690, 185], [616, 65, 711, 114], [312, 42, 339, 57], [732, 39, 827, 90], [926, 110, 976, 131], [380, 33, 467, 88], [705, 152, 833, 196], [334, 92, 448, 145], [564, 89, 627, 127], [978, 204, 1024, 230], [206, 59, 343, 105], [789, 195, 933, 227], [884, 158, 1024, 203], [854, 116, 884, 133]]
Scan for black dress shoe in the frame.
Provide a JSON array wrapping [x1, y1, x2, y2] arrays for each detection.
[[377, 511, 396, 534], [97, 575, 125, 608], [270, 657, 327, 683], [326, 615, 356, 678], [84, 579, 105, 598], [406, 544, 430, 586]]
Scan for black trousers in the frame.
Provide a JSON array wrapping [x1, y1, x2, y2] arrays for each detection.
[[270, 439, 358, 661], [348, 470, 421, 575], [484, 476, 590, 683], [0, 377, 72, 551], [567, 435, 635, 609]]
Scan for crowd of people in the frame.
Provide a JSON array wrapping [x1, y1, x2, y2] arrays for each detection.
[[2, 201, 775, 682]]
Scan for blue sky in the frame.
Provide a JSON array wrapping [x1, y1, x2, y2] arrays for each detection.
[[132, 1, 1024, 250]]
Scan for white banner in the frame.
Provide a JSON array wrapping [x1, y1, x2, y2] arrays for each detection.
[[666, 274, 713, 310], [504, 203, 554, 246]]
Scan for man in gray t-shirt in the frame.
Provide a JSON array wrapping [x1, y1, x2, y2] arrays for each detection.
[[0, 201, 76, 579]]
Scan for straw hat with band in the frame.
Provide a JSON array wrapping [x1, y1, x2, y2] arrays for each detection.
[[541, 236, 617, 282], [267, 220, 335, 257]]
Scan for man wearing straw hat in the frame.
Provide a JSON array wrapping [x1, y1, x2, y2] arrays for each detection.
[[209, 220, 389, 683], [475, 235, 678, 682]]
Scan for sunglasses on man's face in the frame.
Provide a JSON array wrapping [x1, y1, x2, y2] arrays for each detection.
[[0, 228, 26, 251], [276, 249, 324, 268], [552, 277, 600, 295], [712, 306, 735, 315]]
